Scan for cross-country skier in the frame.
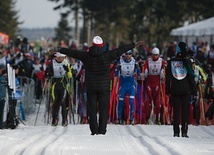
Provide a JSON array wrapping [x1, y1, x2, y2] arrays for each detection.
[[144, 47, 166, 124], [45, 52, 72, 127], [190, 58, 207, 125], [115, 50, 141, 125]]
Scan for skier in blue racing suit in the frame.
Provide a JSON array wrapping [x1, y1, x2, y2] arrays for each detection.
[[115, 50, 141, 125]]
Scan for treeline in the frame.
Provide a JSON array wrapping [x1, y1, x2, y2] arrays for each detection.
[[49, 0, 214, 47], [0, 0, 213, 46], [0, 0, 21, 41]]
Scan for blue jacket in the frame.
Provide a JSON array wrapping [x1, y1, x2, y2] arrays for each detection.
[[115, 57, 140, 86]]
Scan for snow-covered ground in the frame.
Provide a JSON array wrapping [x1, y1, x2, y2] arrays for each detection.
[[0, 103, 214, 155]]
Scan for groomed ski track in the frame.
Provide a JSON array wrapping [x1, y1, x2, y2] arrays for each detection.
[[0, 124, 214, 155]]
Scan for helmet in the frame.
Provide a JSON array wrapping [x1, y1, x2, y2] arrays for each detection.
[[152, 47, 160, 55]]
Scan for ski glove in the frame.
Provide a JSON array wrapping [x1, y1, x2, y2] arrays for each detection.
[[117, 65, 121, 70], [63, 65, 69, 72]]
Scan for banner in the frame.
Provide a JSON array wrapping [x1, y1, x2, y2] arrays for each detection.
[[0, 32, 9, 45]]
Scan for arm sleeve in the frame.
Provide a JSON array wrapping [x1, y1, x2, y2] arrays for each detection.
[[188, 74, 198, 96], [59, 48, 85, 60], [108, 43, 135, 61], [165, 60, 171, 95], [45, 62, 53, 78], [143, 60, 149, 78]]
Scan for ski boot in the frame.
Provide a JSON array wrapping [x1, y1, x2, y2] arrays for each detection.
[[52, 116, 59, 126], [173, 133, 180, 137], [129, 120, 134, 125], [62, 120, 68, 127], [182, 133, 189, 138], [155, 119, 161, 125], [118, 119, 123, 125]]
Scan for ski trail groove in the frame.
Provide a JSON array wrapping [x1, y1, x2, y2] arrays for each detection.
[[22, 126, 68, 155], [200, 126, 214, 137], [0, 126, 56, 155], [135, 125, 172, 155]]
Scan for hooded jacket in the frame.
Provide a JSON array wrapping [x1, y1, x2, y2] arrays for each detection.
[[165, 55, 197, 96], [60, 43, 135, 91]]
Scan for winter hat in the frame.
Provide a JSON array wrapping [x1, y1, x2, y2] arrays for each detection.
[[176, 41, 187, 53], [152, 47, 160, 55], [125, 50, 132, 55], [92, 36, 103, 47]]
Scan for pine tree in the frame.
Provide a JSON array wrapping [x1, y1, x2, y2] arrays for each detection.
[[0, 0, 20, 41], [54, 15, 72, 46], [49, 0, 214, 47]]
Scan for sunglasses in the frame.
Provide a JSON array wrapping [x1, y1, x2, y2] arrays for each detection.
[[125, 53, 132, 55]]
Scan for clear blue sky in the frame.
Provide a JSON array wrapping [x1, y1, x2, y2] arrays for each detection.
[[16, 0, 61, 28]]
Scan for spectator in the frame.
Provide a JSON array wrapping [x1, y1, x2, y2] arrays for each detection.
[[0, 64, 7, 128], [0, 50, 6, 66], [207, 44, 214, 66], [166, 41, 197, 138], [18, 53, 34, 78]]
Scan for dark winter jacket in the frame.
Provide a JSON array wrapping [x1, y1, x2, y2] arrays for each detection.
[[60, 43, 135, 91], [166, 56, 197, 96], [18, 59, 34, 78], [0, 74, 7, 100]]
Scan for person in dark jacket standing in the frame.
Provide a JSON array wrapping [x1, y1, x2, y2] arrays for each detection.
[[166, 41, 197, 138], [0, 64, 7, 128], [58, 36, 144, 135]]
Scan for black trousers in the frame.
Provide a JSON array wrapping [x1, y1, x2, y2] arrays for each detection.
[[171, 94, 191, 135], [52, 82, 67, 122], [0, 99, 5, 125], [87, 90, 110, 135]]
